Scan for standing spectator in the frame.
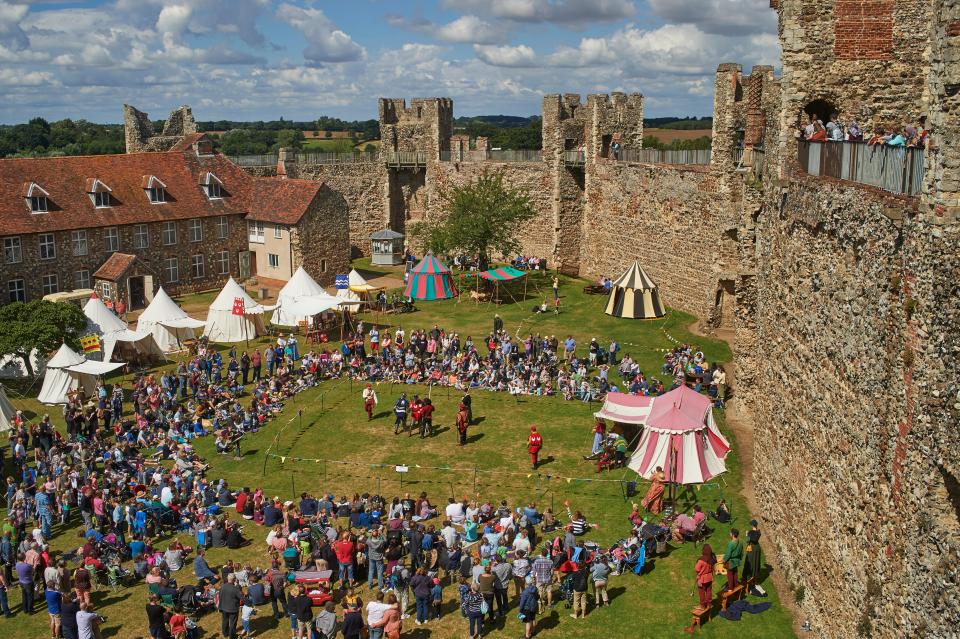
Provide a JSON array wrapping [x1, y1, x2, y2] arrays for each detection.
[[723, 529, 743, 592], [265, 346, 275, 378], [60, 591, 79, 639], [14, 552, 33, 614], [0, 568, 12, 617], [477, 564, 496, 623], [239, 352, 250, 385], [314, 600, 338, 639], [366, 528, 386, 591], [288, 584, 313, 639], [341, 601, 364, 639], [45, 580, 62, 638], [250, 349, 262, 382], [364, 590, 391, 639], [463, 583, 485, 639], [145, 594, 167, 639], [430, 578, 442, 620], [531, 549, 554, 612], [333, 532, 355, 589], [218, 573, 243, 639], [75, 602, 100, 639], [492, 557, 512, 618], [591, 556, 611, 608], [371, 593, 401, 639], [518, 577, 539, 639], [552, 277, 559, 300], [409, 567, 432, 626], [512, 550, 531, 598], [569, 563, 589, 619]]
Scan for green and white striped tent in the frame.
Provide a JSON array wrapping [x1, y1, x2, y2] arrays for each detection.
[[604, 260, 665, 319]]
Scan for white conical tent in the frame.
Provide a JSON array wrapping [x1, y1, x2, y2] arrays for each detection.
[[348, 269, 381, 293], [136, 287, 205, 352], [0, 384, 16, 432], [271, 267, 341, 327], [604, 260, 665, 319], [83, 295, 162, 361], [203, 278, 273, 343], [37, 343, 124, 404]]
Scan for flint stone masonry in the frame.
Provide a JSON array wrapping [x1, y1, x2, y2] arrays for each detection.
[[123, 104, 197, 154]]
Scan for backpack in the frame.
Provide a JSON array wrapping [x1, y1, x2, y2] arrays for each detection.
[[421, 534, 434, 550]]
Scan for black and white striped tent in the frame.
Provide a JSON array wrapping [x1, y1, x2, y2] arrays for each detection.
[[604, 260, 665, 319]]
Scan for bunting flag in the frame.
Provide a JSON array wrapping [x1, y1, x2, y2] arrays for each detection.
[[231, 297, 246, 316], [79, 334, 101, 353]]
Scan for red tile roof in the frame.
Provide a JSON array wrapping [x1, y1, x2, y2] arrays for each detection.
[[93, 252, 137, 281], [244, 178, 323, 225], [0, 148, 262, 234]]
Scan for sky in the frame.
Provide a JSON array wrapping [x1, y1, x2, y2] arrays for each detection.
[[0, 0, 780, 124]]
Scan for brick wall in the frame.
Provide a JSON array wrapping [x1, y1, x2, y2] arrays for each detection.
[[834, 0, 894, 60]]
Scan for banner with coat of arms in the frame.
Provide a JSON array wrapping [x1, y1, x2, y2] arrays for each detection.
[[79, 334, 101, 353]]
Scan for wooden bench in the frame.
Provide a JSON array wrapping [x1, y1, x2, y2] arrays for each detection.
[[720, 585, 745, 611], [690, 606, 711, 631]]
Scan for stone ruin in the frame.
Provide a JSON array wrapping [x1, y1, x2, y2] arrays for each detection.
[[123, 104, 198, 153]]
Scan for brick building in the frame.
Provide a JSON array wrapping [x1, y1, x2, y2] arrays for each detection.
[[0, 135, 348, 308]]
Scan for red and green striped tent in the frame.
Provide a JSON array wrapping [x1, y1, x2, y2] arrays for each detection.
[[477, 266, 527, 281], [404, 253, 459, 300]]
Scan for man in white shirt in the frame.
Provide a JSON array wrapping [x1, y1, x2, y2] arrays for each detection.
[[445, 498, 465, 524], [512, 530, 532, 556], [441, 522, 459, 550], [76, 603, 100, 639], [366, 591, 395, 639]]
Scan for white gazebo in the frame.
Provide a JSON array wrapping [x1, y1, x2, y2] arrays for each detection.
[[136, 287, 205, 352]]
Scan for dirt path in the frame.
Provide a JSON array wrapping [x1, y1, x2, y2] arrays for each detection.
[[687, 321, 804, 636]]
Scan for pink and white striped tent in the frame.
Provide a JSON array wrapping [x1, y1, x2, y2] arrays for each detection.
[[628, 385, 730, 484]]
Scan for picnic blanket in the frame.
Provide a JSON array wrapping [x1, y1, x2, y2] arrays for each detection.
[[719, 599, 772, 621]]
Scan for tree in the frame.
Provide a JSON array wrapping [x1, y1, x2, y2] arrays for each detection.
[[0, 300, 87, 376], [410, 171, 537, 270]]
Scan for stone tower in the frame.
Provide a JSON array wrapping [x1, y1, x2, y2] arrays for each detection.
[[123, 104, 198, 153], [378, 98, 453, 161]]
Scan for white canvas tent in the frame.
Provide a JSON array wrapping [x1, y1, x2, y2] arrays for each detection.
[[271, 267, 341, 327], [203, 278, 274, 343], [348, 269, 382, 294], [0, 384, 15, 433], [335, 287, 362, 312], [83, 295, 163, 362], [136, 287, 205, 352], [37, 343, 124, 404]]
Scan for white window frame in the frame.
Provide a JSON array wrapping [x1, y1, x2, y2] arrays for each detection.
[[274, 224, 283, 239], [188, 219, 203, 243], [41, 273, 58, 296], [164, 257, 179, 284], [203, 173, 223, 200], [248, 221, 264, 243], [3, 237, 22, 264], [217, 216, 229, 240], [75, 269, 90, 290], [162, 221, 177, 246], [133, 224, 149, 249], [216, 250, 229, 275], [148, 186, 166, 204], [191, 254, 205, 279], [30, 196, 48, 213], [38, 233, 56, 260], [8, 279, 25, 303], [94, 191, 111, 208], [104, 227, 119, 252], [268, 253, 280, 269], [71, 230, 88, 256]]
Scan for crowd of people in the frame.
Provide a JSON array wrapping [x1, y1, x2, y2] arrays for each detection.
[[0, 298, 746, 639], [798, 111, 929, 149]]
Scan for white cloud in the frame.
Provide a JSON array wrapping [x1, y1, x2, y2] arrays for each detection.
[[276, 3, 365, 64], [443, 0, 635, 27], [648, 0, 778, 36], [0, 67, 54, 86], [388, 14, 505, 45], [156, 4, 192, 36], [474, 44, 538, 67]]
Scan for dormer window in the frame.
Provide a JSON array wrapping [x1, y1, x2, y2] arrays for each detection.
[[85, 178, 112, 208], [142, 175, 167, 204], [22, 182, 49, 213], [200, 172, 224, 199]]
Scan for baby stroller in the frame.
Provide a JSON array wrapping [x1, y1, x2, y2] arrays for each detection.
[[557, 573, 575, 608]]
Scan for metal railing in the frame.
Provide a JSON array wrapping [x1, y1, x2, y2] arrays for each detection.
[[614, 148, 712, 165], [797, 141, 925, 196], [296, 152, 378, 165], [227, 154, 278, 168], [440, 149, 543, 163]]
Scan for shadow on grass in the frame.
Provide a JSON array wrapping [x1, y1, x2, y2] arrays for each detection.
[[464, 432, 485, 444]]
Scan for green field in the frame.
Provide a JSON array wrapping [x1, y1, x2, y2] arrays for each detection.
[[0, 267, 794, 639]]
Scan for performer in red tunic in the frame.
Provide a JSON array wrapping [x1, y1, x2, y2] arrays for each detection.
[[456, 403, 469, 446], [527, 425, 543, 469]]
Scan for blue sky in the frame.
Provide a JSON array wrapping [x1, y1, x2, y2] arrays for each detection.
[[0, 0, 780, 124]]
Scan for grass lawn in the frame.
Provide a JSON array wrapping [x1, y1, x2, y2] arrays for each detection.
[[0, 266, 793, 639]]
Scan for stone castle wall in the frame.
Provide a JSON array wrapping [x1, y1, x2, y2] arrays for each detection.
[[123, 105, 197, 154]]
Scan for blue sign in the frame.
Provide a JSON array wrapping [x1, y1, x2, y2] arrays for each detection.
[[334, 274, 349, 290]]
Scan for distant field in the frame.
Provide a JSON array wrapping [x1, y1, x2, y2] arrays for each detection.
[[645, 128, 712, 143], [301, 138, 379, 152]]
